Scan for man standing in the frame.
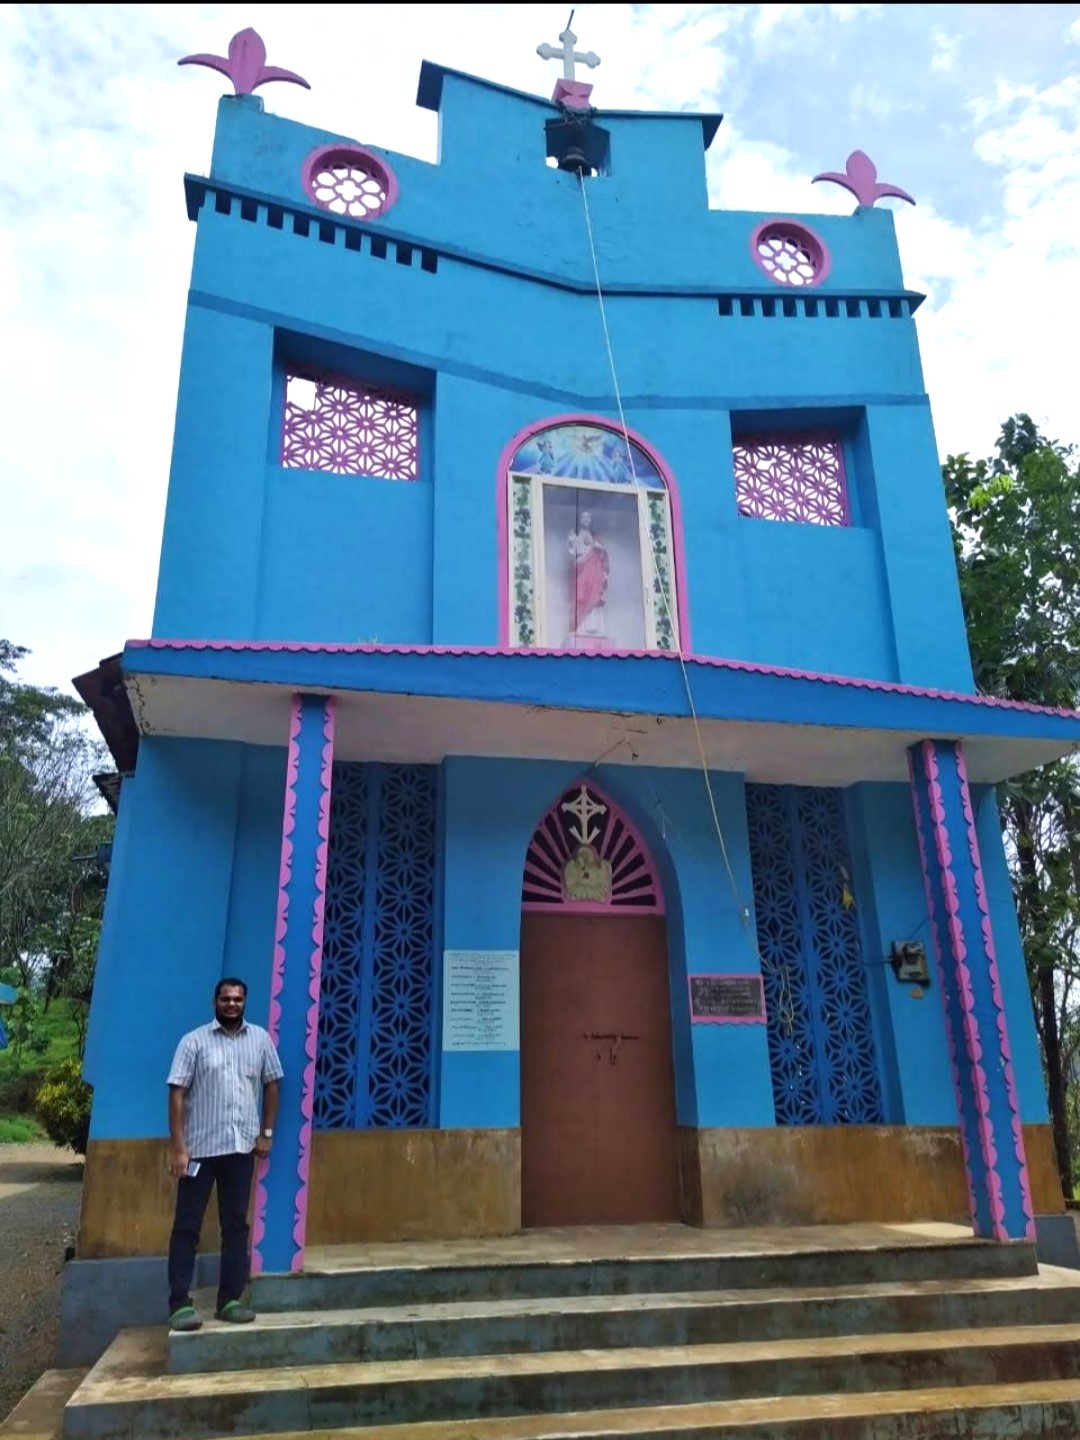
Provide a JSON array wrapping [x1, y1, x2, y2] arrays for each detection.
[[166, 978, 283, 1332]]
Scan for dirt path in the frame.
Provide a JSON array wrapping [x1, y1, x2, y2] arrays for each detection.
[[0, 1142, 83, 1420]]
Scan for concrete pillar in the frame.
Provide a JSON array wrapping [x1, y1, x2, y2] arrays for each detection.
[[908, 738, 1034, 1240], [251, 693, 336, 1273]]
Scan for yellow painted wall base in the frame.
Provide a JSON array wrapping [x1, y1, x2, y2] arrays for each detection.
[[77, 1124, 1061, 1258], [78, 1139, 221, 1259], [77, 1129, 519, 1258], [307, 1128, 520, 1243], [680, 1124, 1063, 1228]]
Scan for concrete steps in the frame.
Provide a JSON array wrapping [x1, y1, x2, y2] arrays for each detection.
[[250, 1234, 1038, 1311], [60, 1226, 1080, 1440], [133, 1383, 1080, 1440], [0, 1369, 86, 1440], [168, 1272, 1080, 1373]]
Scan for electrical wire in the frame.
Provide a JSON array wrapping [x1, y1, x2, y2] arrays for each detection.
[[576, 171, 796, 1031]]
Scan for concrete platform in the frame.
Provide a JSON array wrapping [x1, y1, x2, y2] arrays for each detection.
[[175, 1383, 1080, 1440], [251, 1222, 1037, 1312], [1, 1370, 85, 1440], [302, 1220, 989, 1269], [59, 1223, 1080, 1440], [172, 1268, 1080, 1373]]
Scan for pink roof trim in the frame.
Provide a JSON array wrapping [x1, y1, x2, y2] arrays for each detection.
[[126, 638, 1080, 721]]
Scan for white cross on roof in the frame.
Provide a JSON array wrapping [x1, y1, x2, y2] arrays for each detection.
[[536, 25, 600, 83]]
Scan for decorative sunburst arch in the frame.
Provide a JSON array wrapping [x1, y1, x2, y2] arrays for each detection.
[[522, 780, 664, 915]]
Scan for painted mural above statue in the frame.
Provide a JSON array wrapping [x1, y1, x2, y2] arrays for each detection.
[[510, 424, 664, 488]]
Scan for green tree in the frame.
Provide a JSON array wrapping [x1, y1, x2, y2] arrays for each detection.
[[944, 416, 1080, 1195], [0, 974, 47, 1064], [0, 643, 111, 1061]]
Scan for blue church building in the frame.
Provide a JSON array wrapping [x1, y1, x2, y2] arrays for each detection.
[[74, 29, 1080, 1283]]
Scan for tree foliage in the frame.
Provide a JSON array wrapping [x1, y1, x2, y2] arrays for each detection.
[[944, 416, 1080, 1192], [0, 642, 111, 1052]]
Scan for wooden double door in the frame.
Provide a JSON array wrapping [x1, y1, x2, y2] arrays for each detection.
[[520, 913, 681, 1227]]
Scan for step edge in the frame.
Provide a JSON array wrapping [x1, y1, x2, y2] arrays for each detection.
[[174, 1277, 1080, 1333], [83, 1378, 1080, 1440], [69, 1322, 1080, 1403], [286, 1240, 1035, 1280]]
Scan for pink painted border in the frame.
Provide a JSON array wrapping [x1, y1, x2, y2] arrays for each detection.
[[687, 972, 767, 1025], [750, 218, 833, 289], [924, 740, 1008, 1240], [291, 697, 336, 1272], [251, 694, 303, 1274], [301, 143, 400, 221], [127, 637, 1080, 722], [493, 414, 693, 654], [908, 744, 982, 1235], [522, 779, 665, 915], [954, 745, 1036, 1240]]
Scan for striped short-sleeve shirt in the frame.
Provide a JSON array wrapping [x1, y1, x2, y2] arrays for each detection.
[[167, 1020, 284, 1159]]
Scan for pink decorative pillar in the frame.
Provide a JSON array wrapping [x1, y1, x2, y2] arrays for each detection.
[[908, 738, 1034, 1241], [251, 693, 335, 1274]]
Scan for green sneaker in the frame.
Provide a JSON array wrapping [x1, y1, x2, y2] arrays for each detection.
[[215, 1300, 256, 1324], [168, 1306, 202, 1332]]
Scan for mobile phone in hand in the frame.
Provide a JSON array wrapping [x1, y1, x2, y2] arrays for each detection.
[[185, 1160, 201, 1178]]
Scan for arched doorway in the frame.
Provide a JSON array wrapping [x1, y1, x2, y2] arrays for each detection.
[[519, 780, 681, 1227]]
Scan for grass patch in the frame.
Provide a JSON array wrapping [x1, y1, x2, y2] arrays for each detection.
[[0, 998, 83, 1114], [0, 1113, 46, 1143]]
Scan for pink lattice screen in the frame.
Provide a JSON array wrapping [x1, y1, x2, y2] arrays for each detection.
[[733, 435, 849, 526], [282, 368, 419, 480]]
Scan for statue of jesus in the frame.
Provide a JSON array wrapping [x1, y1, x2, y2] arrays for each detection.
[[567, 510, 609, 642]]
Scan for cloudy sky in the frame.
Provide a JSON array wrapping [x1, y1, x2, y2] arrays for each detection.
[[3, 2, 1080, 694]]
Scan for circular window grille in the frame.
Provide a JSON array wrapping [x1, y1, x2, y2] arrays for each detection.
[[751, 221, 830, 288], [302, 145, 399, 221]]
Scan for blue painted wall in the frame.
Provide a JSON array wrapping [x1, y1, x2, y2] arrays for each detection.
[[221, 745, 288, 1024], [85, 736, 286, 1141], [257, 468, 433, 644], [439, 757, 774, 1131], [845, 782, 955, 1124], [153, 74, 973, 693], [91, 64, 1046, 1181], [87, 738, 244, 1138], [84, 739, 1045, 1147]]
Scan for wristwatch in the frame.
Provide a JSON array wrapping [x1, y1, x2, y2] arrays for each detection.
[[261, 1128, 273, 1139]]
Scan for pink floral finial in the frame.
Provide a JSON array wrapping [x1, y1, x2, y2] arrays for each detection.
[[812, 150, 915, 209], [178, 27, 310, 97]]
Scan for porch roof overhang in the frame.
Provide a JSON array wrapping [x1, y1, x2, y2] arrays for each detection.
[[113, 639, 1080, 788]]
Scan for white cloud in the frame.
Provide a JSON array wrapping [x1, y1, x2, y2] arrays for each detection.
[[849, 78, 917, 124], [708, 123, 849, 213], [904, 73, 1080, 456], [930, 31, 961, 74], [750, 3, 881, 45]]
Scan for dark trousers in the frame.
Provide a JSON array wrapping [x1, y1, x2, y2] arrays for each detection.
[[167, 1151, 255, 1313]]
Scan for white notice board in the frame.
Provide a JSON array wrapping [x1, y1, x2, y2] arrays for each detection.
[[442, 950, 519, 1051]]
